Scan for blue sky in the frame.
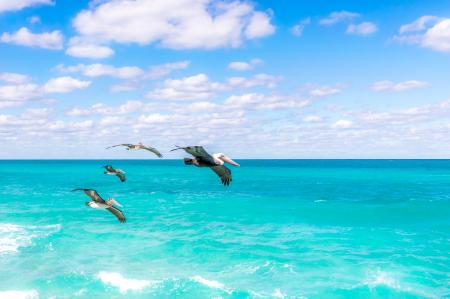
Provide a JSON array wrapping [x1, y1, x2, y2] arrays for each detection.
[[0, 0, 450, 159]]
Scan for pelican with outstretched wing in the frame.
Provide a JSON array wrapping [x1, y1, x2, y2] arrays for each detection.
[[101, 165, 126, 182], [72, 188, 126, 223], [171, 145, 239, 186], [106, 142, 163, 158]]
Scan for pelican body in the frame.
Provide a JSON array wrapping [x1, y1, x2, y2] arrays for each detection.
[[106, 143, 163, 158], [171, 146, 239, 186], [102, 165, 126, 182], [72, 188, 126, 223]]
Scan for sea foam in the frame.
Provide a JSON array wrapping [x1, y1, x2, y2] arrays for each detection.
[[191, 276, 232, 294], [0, 290, 39, 299], [0, 223, 61, 254], [97, 271, 151, 293]]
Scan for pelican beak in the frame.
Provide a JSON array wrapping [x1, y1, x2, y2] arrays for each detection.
[[230, 161, 240, 167], [170, 145, 185, 152], [112, 199, 123, 207]]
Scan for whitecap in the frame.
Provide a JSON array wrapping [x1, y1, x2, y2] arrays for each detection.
[[191, 276, 232, 294], [96, 271, 151, 293], [272, 288, 286, 298], [364, 270, 399, 290], [0, 223, 61, 254], [0, 290, 39, 299]]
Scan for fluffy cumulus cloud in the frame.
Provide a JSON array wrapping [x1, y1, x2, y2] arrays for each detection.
[[0, 27, 63, 50], [0, 72, 30, 84], [346, 22, 378, 36], [371, 80, 429, 92], [146, 61, 190, 79], [307, 85, 343, 97], [67, 101, 150, 116], [146, 74, 225, 101], [319, 11, 360, 26], [59, 61, 190, 81], [224, 93, 309, 110], [331, 119, 353, 129], [0, 83, 41, 108], [227, 73, 281, 88], [69, 0, 275, 52], [0, 75, 91, 109], [0, 0, 52, 13], [57, 64, 145, 79], [43, 76, 91, 93], [303, 115, 322, 123], [228, 58, 263, 71], [394, 16, 450, 53], [65, 36, 114, 59], [57, 61, 190, 92]]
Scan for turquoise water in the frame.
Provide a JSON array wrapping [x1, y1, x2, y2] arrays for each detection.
[[0, 160, 449, 299]]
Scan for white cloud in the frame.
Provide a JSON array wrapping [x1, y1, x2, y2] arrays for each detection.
[[67, 101, 147, 116], [0, 84, 41, 108], [57, 64, 145, 79], [291, 18, 311, 37], [0, 72, 30, 84], [0, 27, 63, 50], [393, 16, 450, 53], [371, 80, 429, 92], [146, 61, 190, 79], [244, 11, 275, 39], [58, 61, 190, 92], [224, 93, 309, 110], [146, 73, 225, 101], [331, 119, 353, 129], [71, 0, 275, 50], [110, 82, 139, 93], [422, 19, 450, 52], [43, 76, 91, 93], [228, 58, 262, 71], [0, 0, 52, 13], [228, 73, 281, 88], [309, 85, 342, 97], [303, 115, 322, 123], [399, 15, 440, 34], [346, 22, 378, 36], [66, 37, 114, 59], [320, 11, 360, 26]]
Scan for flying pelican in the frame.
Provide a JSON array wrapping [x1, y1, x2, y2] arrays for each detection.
[[106, 143, 163, 158], [170, 145, 240, 186], [72, 188, 126, 223], [101, 165, 126, 182]]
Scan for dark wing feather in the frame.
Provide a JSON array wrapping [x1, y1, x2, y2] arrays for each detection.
[[210, 165, 232, 186], [106, 206, 126, 223], [72, 188, 105, 203], [188, 146, 216, 165], [142, 146, 163, 158], [103, 165, 114, 172], [116, 172, 126, 182], [106, 144, 133, 149]]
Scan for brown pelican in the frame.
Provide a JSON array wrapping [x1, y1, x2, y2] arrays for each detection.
[[72, 188, 126, 223], [170, 145, 240, 186], [106, 142, 163, 158], [101, 165, 126, 182]]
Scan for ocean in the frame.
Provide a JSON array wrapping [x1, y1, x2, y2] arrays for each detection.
[[0, 159, 449, 299]]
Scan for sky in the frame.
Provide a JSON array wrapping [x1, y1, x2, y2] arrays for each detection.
[[0, 0, 450, 159]]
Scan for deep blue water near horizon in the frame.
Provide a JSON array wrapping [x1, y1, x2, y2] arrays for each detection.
[[0, 159, 449, 298]]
